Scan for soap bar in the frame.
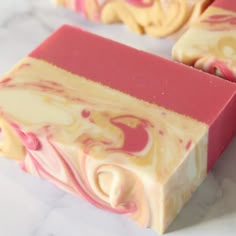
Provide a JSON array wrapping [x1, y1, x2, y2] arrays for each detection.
[[0, 25, 236, 234], [172, 0, 236, 82], [52, 0, 214, 37]]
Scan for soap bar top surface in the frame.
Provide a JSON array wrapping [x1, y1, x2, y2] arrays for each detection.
[[53, 0, 213, 37], [172, 0, 236, 82], [30, 25, 235, 124]]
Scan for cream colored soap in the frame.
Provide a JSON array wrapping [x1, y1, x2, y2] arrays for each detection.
[[53, 0, 213, 37], [0, 57, 208, 233], [172, 6, 236, 82]]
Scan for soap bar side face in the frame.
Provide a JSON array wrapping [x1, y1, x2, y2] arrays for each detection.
[[0, 57, 208, 233], [162, 133, 208, 232], [208, 93, 236, 171]]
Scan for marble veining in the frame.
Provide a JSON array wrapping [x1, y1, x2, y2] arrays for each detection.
[[0, 0, 236, 235]]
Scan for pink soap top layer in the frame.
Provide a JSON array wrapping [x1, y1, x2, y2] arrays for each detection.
[[30, 25, 236, 126], [213, 0, 236, 11]]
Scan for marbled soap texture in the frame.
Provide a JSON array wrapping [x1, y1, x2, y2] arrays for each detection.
[[0, 57, 208, 233], [53, 0, 214, 37], [173, 4, 236, 82], [0, 1, 236, 236]]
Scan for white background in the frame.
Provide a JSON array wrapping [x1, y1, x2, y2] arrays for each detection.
[[0, 1, 236, 235]]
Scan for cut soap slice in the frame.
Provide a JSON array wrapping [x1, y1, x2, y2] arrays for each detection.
[[172, 0, 236, 82], [53, 0, 214, 37], [0, 25, 236, 234]]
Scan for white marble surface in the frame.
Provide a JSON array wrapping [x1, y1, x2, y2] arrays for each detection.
[[0, 0, 236, 235]]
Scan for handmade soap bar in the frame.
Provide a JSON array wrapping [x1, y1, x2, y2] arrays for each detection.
[[172, 0, 236, 82], [0, 25, 236, 234], [53, 0, 214, 37]]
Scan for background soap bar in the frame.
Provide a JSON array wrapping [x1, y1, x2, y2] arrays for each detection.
[[52, 0, 214, 37], [172, 0, 236, 82], [0, 25, 236, 234]]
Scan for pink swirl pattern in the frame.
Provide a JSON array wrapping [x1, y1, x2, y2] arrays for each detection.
[[74, 0, 155, 17], [21, 135, 139, 214], [195, 58, 236, 82], [125, 0, 154, 7], [0, 57, 208, 233], [202, 14, 236, 31], [53, 0, 213, 37], [0, 71, 154, 224], [172, 6, 236, 82]]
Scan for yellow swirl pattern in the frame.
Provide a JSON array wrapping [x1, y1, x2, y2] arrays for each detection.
[[53, 0, 213, 37], [0, 57, 208, 233], [172, 7, 236, 81]]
